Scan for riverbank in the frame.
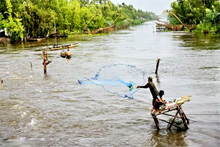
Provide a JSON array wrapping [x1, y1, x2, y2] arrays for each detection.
[[0, 23, 130, 44], [0, 37, 10, 44]]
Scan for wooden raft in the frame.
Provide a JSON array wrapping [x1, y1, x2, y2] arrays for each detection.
[[151, 96, 191, 130]]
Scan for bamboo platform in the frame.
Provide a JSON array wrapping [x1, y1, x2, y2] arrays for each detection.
[[151, 96, 191, 130]]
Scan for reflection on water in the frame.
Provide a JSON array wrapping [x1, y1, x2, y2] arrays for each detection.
[[176, 33, 220, 50], [149, 130, 187, 147], [0, 22, 220, 146]]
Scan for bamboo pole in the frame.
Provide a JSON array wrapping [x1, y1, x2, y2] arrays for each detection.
[[113, 14, 122, 25], [179, 106, 189, 124], [168, 110, 179, 130], [158, 118, 183, 130], [178, 106, 189, 129], [165, 10, 184, 25], [83, 12, 99, 31]]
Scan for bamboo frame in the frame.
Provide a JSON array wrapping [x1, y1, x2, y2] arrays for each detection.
[[151, 105, 189, 130]]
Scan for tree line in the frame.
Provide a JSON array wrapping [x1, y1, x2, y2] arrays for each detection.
[[0, 0, 157, 43], [169, 0, 220, 34]]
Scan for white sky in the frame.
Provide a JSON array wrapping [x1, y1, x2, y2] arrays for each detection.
[[110, 0, 174, 15]]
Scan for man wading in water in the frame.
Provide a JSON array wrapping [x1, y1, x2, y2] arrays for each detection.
[[137, 76, 166, 112]]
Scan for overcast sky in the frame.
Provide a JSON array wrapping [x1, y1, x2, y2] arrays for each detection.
[[110, 0, 174, 15]]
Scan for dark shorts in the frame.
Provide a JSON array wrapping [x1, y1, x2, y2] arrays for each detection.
[[152, 98, 164, 109]]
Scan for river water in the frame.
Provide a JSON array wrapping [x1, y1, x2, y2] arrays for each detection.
[[0, 22, 220, 147]]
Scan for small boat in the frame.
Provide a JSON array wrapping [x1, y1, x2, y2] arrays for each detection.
[[49, 43, 78, 51], [60, 50, 71, 58], [27, 38, 46, 42]]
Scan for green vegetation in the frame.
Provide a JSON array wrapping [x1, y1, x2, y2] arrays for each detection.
[[0, 0, 157, 43], [169, 0, 220, 34]]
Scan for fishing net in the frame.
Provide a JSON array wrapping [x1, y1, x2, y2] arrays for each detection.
[[78, 64, 146, 98]]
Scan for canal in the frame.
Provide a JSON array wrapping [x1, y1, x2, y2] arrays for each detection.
[[0, 21, 220, 146]]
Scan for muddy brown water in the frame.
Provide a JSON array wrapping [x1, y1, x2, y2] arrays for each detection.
[[0, 22, 220, 146]]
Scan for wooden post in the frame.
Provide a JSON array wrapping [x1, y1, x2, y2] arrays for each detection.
[[43, 51, 47, 74], [30, 62, 32, 70], [1, 79, 3, 90], [155, 58, 160, 74]]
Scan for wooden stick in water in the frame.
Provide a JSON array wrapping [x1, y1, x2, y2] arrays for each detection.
[[1, 79, 4, 90], [155, 58, 160, 74]]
